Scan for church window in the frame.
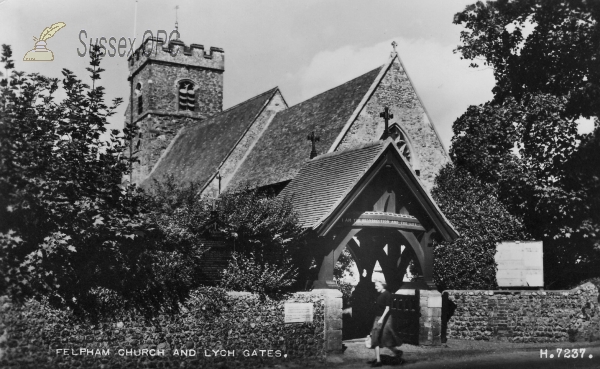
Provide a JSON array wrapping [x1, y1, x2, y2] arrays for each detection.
[[179, 81, 195, 111], [135, 83, 143, 114], [387, 124, 413, 164]]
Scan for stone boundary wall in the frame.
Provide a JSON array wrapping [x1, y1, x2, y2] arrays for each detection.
[[0, 291, 326, 368], [444, 282, 600, 343]]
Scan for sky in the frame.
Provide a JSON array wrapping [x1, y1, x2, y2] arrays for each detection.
[[0, 0, 506, 151]]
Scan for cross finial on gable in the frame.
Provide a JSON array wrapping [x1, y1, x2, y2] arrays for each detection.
[[380, 107, 394, 140], [391, 41, 398, 57], [307, 131, 321, 159]]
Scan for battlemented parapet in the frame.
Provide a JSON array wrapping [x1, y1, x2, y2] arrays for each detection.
[[128, 37, 224, 75]]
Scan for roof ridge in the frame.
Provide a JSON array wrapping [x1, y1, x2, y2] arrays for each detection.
[[287, 66, 383, 110], [218, 87, 279, 116], [310, 139, 387, 161]]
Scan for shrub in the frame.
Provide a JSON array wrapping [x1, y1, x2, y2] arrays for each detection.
[[148, 179, 307, 289], [219, 252, 298, 294], [431, 164, 529, 290], [336, 280, 354, 308]]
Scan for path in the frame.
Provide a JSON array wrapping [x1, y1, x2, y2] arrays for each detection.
[[321, 339, 600, 369]]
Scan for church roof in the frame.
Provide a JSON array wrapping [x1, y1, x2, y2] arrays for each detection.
[[280, 139, 459, 241], [227, 66, 382, 189], [144, 87, 279, 188]]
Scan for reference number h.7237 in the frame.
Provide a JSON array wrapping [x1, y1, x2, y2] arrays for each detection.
[[540, 348, 593, 359]]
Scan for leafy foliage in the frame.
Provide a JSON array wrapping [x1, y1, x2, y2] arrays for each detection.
[[219, 252, 298, 294], [216, 185, 304, 265], [148, 177, 306, 291], [0, 44, 198, 320], [453, 0, 600, 118], [336, 279, 355, 308], [145, 177, 211, 252], [148, 178, 305, 265], [432, 165, 529, 290], [451, 94, 580, 215], [334, 248, 354, 280], [452, 1, 600, 288]]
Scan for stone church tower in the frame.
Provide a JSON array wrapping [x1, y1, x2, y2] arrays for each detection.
[[126, 37, 224, 184]]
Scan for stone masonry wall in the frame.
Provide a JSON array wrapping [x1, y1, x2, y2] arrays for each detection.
[[338, 57, 449, 191], [0, 291, 326, 369], [131, 115, 200, 185], [445, 283, 600, 343], [128, 46, 224, 184], [144, 65, 223, 117]]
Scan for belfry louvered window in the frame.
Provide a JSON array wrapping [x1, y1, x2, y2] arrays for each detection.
[[178, 81, 195, 111]]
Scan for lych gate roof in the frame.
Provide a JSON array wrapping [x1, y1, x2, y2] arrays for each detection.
[[279, 141, 385, 229], [227, 66, 382, 189], [279, 139, 459, 241], [144, 88, 279, 188]]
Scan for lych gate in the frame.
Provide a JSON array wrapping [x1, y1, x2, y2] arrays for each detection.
[[280, 137, 459, 349]]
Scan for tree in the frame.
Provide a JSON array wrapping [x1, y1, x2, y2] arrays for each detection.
[[453, 0, 600, 119], [216, 185, 305, 265], [452, 1, 600, 287], [0, 45, 196, 320], [450, 94, 580, 217], [431, 164, 529, 290], [147, 178, 306, 292]]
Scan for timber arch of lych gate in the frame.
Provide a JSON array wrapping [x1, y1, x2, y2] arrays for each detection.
[[280, 138, 459, 292]]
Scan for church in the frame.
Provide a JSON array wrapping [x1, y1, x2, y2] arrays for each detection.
[[125, 37, 458, 294]]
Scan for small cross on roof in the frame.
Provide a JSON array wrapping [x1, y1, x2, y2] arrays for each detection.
[[307, 131, 321, 159]]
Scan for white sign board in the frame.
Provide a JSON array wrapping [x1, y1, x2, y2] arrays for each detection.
[[495, 241, 544, 287], [284, 303, 313, 324]]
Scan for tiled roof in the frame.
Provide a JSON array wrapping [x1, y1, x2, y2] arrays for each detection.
[[280, 139, 459, 240], [279, 141, 386, 229], [227, 66, 382, 189], [144, 88, 278, 188]]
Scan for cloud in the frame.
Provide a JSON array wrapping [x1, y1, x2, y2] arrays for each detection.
[[298, 38, 496, 149], [299, 42, 390, 101]]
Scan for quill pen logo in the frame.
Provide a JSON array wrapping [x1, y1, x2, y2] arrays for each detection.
[[23, 22, 66, 61]]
